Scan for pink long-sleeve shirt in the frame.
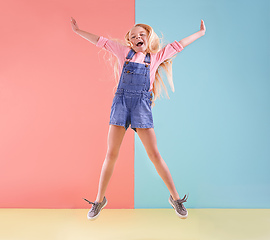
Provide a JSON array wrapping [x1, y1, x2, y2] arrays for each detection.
[[96, 36, 184, 91]]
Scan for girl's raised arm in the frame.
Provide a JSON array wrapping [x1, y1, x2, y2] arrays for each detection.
[[71, 17, 100, 45], [179, 19, 206, 48]]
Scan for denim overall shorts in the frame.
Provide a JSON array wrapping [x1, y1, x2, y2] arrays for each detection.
[[109, 48, 154, 132]]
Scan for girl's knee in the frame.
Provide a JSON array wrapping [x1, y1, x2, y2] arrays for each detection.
[[106, 149, 119, 162], [148, 149, 161, 163]]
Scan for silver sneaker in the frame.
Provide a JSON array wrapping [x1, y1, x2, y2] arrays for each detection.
[[83, 196, 107, 220], [169, 194, 188, 219]]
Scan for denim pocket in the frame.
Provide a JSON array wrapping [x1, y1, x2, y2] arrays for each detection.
[[111, 94, 122, 108], [122, 66, 147, 86], [123, 72, 146, 86]]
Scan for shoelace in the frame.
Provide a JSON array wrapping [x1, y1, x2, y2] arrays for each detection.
[[83, 198, 98, 211], [177, 194, 189, 204], [175, 194, 189, 210]]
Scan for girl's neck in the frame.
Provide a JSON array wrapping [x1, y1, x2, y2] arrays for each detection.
[[131, 48, 147, 54]]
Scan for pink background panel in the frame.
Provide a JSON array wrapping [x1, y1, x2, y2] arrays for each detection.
[[0, 0, 135, 208]]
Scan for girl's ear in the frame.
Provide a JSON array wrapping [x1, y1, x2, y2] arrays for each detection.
[[128, 41, 133, 47], [125, 31, 132, 47]]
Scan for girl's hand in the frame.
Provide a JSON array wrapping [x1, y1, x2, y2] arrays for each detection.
[[71, 17, 79, 33], [200, 19, 206, 35], [179, 19, 206, 47]]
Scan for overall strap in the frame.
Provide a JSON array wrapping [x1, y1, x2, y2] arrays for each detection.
[[144, 53, 151, 64], [126, 48, 136, 60], [126, 48, 151, 65]]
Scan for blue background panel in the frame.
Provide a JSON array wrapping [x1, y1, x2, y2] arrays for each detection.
[[135, 0, 270, 208]]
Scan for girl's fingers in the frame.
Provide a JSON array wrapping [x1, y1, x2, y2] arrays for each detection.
[[70, 17, 79, 32], [70, 18, 78, 28], [200, 19, 205, 30]]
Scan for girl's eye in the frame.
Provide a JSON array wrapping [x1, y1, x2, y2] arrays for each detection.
[[131, 36, 135, 39]]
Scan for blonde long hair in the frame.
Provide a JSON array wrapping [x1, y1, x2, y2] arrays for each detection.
[[109, 24, 175, 105]]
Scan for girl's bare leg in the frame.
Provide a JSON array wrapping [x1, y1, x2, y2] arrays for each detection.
[[95, 125, 126, 202], [136, 128, 180, 200]]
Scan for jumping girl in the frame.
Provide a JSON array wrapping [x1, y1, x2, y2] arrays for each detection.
[[70, 18, 206, 220]]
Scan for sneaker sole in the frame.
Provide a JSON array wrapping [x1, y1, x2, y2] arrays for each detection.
[[169, 198, 188, 219], [87, 200, 108, 221]]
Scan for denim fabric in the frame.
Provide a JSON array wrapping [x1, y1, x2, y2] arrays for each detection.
[[109, 49, 154, 132]]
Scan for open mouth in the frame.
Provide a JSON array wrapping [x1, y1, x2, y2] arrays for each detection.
[[136, 41, 144, 47]]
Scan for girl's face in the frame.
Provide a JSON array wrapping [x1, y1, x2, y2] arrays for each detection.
[[129, 26, 149, 53]]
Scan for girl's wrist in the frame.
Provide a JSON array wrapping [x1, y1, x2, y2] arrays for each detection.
[[200, 30, 206, 36]]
